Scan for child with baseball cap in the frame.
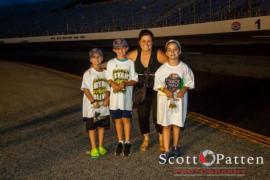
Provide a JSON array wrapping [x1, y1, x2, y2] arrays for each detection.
[[81, 48, 110, 158], [106, 39, 138, 156]]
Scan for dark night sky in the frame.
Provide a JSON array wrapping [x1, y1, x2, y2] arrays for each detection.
[[0, 0, 47, 6], [0, 0, 112, 6]]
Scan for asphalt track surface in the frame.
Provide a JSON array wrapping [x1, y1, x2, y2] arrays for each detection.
[[0, 61, 269, 179], [2, 53, 269, 136]]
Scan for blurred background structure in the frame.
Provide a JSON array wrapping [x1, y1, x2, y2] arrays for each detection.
[[0, 0, 269, 38]]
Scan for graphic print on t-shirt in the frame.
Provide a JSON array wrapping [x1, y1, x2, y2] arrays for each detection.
[[165, 73, 184, 93], [112, 68, 130, 93], [92, 78, 108, 101]]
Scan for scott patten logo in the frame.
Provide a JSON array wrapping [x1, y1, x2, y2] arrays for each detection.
[[160, 149, 264, 176], [199, 149, 216, 166], [159, 149, 264, 166]]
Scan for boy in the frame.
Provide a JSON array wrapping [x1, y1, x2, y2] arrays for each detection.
[[154, 40, 194, 162], [81, 48, 110, 158], [106, 39, 138, 156]]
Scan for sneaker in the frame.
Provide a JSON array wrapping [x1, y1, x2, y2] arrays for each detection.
[[88, 148, 100, 159], [123, 143, 132, 156], [98, 146, 107, 156], [115, 142, 123, 156], [171, 146, 181, 158]]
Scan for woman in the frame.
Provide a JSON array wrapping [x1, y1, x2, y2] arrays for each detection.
[[127, 29, 168, 152]]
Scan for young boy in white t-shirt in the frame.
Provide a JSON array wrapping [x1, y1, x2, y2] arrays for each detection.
[[154, 40, 194, 163], [81, 48, 110, 158], [106, 39, 138, 156]]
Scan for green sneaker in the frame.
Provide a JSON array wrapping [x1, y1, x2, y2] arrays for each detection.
[[98, 146, 107, 156], [88, 148, 99, 159]]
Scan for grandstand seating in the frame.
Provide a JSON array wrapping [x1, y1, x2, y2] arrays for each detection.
[[0, 0, 269, 38]]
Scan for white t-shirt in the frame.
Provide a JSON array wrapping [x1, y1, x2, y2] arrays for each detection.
[[106, 58, 138, 111], [81, 68, 110, 118], [154, 62, 195, 127]]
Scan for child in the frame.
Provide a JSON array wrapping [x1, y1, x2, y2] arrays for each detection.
[[154, 40, 194, 161], [81, 48, 110, 158], [106, 39, 138, 156]]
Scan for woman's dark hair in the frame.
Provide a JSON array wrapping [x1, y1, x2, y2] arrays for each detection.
[[138, 29, 154, 41]]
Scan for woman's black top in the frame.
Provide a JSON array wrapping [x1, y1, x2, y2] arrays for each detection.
[[135, 48, 162, 89]]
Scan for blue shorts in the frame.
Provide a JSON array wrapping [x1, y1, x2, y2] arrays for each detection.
[[110, 109, 132, 119]]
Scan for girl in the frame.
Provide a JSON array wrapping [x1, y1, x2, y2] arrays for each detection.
[[154, 40, 194, 160]]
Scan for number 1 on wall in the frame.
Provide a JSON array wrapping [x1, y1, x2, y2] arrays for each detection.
[[255, 19, 261, 30]]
